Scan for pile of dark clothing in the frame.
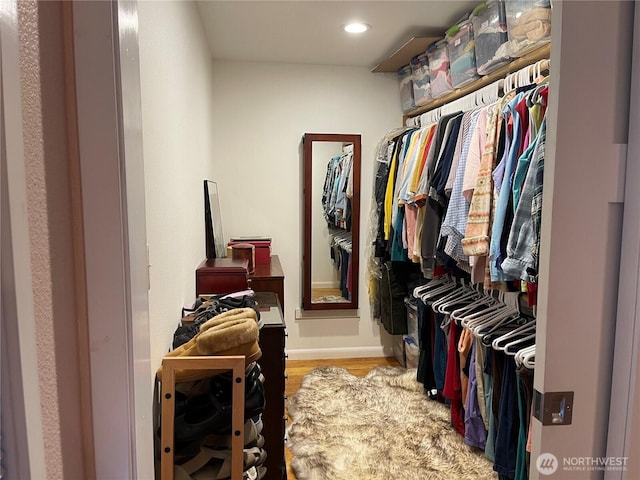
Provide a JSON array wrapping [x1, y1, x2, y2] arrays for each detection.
[[173, 292, 260, 349]]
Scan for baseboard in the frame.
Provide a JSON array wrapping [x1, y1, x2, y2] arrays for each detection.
[[311, 281, 340, 289], [294, 308, 360, 320], [286, 346, 386, 360]]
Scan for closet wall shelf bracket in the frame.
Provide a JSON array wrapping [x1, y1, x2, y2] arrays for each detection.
[[402, 43, 551, 124], [159, 355, 246, 480]]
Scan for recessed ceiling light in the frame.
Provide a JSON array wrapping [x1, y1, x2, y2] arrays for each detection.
[[343, 23, 371, 34]]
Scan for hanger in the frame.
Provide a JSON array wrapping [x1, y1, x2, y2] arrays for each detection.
[[515, 345, 536, 368], [429, 281, 465, 308], [421, 278, 459, 302], [414, 275, 453, 299], [467, 291, 521, 337], [471, 307, 520, 338], [436, 280, 486, 314], [533, 59, 550, 84], [412, 275, 449, 298], [504, 333, 537, 355], [451, 295, 496, 324], [491, 320, 536, 350], [451, 291, 497, 324], [430, 279, 472, 311], [435, 284, 481, 314], [504, 71, 515, 93], [462, 304, 512, 334], [521, 67, 528, 88], [460, 301, 505, 329], [485, 80, 501, 104], [460, 291, 509, 328]]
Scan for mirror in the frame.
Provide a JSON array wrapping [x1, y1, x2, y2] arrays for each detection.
[[302, 133, 361, 310]]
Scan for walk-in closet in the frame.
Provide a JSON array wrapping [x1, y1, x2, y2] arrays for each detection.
[[2, 1, 639, 480]]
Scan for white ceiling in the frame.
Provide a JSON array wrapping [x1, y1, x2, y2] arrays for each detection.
[[196, 1, 479, 70]]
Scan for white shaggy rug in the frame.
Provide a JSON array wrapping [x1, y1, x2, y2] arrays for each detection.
[[287, 366, 496, 480]]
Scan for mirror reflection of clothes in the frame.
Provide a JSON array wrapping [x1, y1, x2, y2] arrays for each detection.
[[321, 150, 354, 230], [328, 229, 353, 300]]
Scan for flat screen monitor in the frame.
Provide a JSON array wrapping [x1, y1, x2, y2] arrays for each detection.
[[204, 180, 226, 259]]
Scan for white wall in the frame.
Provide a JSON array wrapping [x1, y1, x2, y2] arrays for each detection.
[[211, 61, 402, 358], [138, 1, 217, 368]]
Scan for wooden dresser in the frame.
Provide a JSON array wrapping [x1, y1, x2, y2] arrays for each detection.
[[248, 255, 285, 313], [195, 255, 287, 480], [254, 292, 287, 480]]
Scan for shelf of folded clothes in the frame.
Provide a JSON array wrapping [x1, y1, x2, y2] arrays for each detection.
[[402, 43, 550, 122]]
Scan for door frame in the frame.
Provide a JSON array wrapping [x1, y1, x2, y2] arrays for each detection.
[[71, 1, 152, 478], [0, 1, 46, 476], [605, 2, 640, 478]]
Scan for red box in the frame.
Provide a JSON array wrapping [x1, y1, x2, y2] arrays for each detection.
[[228, 240, 271, 265]]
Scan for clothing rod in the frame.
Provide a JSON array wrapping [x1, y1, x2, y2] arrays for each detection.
[[402, 43, 550, 124]]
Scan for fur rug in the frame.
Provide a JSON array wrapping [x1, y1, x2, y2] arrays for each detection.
[[311, 295, 350, 303], [287, 366, 495, 480]]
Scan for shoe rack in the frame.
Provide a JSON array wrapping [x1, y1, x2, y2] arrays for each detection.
[[159, 355, 246, 480]]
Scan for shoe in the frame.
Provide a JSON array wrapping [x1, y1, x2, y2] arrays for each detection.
[[174, 445, 267, 480], [174, 393, 232, 444], [197, 317, 261, 362], [244, 466, 267, 480], [175, 307, 260, 348], [248, 433, 265, 449], [251, 414, 263, 435], [209, 364, 264, 401], [157, 309, 261, 383], [200, 307, 260, 331], [210, 374, 265, 423], [198, 308, 258, 332], [176, 419, 262, 458], [174, 390, 189, 416]]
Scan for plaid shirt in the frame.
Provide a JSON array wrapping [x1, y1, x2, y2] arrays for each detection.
[[501, 119, 546, 281], [441, 108, 483, 270], [529, 120, 546, 283]]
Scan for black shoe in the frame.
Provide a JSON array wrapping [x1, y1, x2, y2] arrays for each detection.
[[212, 381, 265, 435], [209, 364, 264, 404], [174, 392, 232, 443]]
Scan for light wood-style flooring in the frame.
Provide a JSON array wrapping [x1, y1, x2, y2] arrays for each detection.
[[284, 357, 401, 480]]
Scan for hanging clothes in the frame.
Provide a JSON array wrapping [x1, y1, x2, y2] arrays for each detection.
[[321, 148, 354, 230], [369, 64, 550, 480]]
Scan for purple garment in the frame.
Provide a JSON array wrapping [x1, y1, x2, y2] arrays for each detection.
[[465, 338, 488, 449]]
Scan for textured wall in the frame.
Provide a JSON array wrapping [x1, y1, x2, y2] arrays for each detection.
[[17, 1, 85, 478]]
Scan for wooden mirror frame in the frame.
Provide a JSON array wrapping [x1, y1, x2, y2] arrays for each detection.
[[302, 133, 361, 310]]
